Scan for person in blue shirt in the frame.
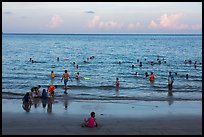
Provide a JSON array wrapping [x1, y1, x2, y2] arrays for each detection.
[[41, 89, 47, 99]]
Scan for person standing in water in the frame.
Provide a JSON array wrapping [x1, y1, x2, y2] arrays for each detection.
[[61, 70, 72, 89], [50, 71, 55, 85], [149, 72, 154, 81], [168, 72, 174, 89], [116, 78, 120, 87]]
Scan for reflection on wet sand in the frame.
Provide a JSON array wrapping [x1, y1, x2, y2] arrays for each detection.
[[22, 96, 69, 113]]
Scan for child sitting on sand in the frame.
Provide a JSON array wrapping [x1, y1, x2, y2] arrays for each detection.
[[82, 112, 98, 128]]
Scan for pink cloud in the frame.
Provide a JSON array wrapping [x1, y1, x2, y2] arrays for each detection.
[[88, 16, 122, 30], [159, 13, 188, 29], [148, 20, 158, 29], [50, 15, 63, 28], [128, 22, 141, 29], [191, 24, 202, 30], [88, 16, 100, 28]]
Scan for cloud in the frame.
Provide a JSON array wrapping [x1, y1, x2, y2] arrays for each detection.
[[88, 16, 100, 28], [128, 22, 141, 30], [149, 12, 189, 30], [85, 11, 95, 14], [3, 11, 12, 14], [50, 15, 63, 28], [191, 24, 202, 30], [88, 16, 123, 30], [159, 12, 188, 29], [148, 20, 158, 29]]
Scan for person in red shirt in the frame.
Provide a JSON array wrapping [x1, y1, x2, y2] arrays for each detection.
[[149, 72, 155, 81]]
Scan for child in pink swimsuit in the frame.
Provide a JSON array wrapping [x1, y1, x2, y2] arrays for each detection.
[[82, 112, 98, 127]]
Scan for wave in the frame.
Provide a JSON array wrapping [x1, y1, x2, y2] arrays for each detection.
[[2, 91, 201, 101]]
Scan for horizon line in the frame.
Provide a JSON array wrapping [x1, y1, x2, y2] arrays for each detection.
[[2, 32, 202, 35]]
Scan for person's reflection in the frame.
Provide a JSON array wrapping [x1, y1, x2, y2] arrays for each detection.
[[150, 80, 154, 86], [41, 98, 47, 109], [167, 86, 174, 105], [33, 98, 40, 108], [63, 89, 69, 110], [22, 102, 32, 112], [47, 97, 54, 114], [64, 98, 68, 110], [115, 87, 119, 96]]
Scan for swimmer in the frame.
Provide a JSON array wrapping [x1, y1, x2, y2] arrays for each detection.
[[149, 72, 154, 81], [186, 74, 189, 79], [145, 72, 149, 77], [51, 71, 55, 79], [116, 78, 120, 87], [139, 62, 142, 67], [76, 72, 80, 80], [168, 72, 174, 89], [132, 64, 135, 68]]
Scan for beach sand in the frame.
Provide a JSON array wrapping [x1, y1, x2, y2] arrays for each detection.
[[2, 99, 202, 135]]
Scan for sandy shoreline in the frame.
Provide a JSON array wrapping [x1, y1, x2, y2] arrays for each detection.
[[2, 99, 202, 135], [2, 112, 202, 135]]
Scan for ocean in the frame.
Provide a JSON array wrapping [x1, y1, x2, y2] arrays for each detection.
[[2, 34, 202, 102]]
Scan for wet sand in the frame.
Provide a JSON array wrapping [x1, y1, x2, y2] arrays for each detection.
[[2, 99, 202, 135]]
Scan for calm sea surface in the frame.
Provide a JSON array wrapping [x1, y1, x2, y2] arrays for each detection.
[[2, 34, 202, 101]]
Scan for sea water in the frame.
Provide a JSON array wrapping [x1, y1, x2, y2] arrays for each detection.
[[2, 34, 202, 101]]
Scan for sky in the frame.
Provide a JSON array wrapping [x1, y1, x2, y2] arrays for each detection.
[[2, 2, 202, 34]]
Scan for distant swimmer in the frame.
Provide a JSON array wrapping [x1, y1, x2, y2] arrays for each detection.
[[168, 72, 174, 89], [29, 58, 32, 62], [57, 57, 59, 61], [118, 61, 122, 64], [186, 74, 189, 79], [132, 64, 135, 68], [116, 78, 120, 87], [76, 72, 80, 80], [139, 62, 142, 67], [145, 72, 149, 77], [31, 60, 46, 63], [51, 71, 55, 79], [194, 62, 197, 69], [149, 72, 154, 81], [135, 72, 138, 77]]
